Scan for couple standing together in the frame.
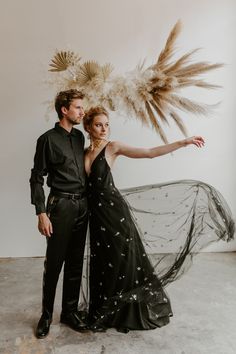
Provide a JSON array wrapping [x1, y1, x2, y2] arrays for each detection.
[[30, 89, 206, 338]]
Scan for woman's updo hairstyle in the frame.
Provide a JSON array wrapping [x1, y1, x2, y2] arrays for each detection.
[[83, 106, 109, 132]]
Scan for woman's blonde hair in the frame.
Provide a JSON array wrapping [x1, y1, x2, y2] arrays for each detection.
[[83, 106, 109, 132]]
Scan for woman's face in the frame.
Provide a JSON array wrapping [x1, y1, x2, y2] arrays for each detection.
[[88, 114, 110, 140]]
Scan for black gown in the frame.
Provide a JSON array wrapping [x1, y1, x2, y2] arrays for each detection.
[[85, 143, 235, 332]]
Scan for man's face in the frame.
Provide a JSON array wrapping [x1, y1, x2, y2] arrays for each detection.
[[62, 98, 84, 125]]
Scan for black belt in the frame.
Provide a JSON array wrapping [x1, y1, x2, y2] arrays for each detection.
[[50, 190, 86, 200]]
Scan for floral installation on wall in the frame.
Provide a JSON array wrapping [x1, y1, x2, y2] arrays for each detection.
[[47, 21, 223, 143]]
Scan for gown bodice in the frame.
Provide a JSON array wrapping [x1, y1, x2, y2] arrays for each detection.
[[88, 144, 114, 184]]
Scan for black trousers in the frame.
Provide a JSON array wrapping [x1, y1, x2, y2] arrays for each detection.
[[42, 194, 88, 316]]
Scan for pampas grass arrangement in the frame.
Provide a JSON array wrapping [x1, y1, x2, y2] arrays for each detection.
[[48, 21, 223, 143]]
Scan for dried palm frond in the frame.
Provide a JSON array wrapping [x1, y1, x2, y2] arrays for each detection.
[[123, 95, 149, 126], [49, 51, 81, 72], [193, 81, 221, 89], [145, 101, 168, 143], [170, 111, 188, 136], [164, 49, 200, 74], [177, 79, 221, 89], [156, 20, 182, 69], [174, 62, 223, 78], [100, 63, 113, 81], [161, 94, 212, 115], [75, 61, 113, 86], [136, 107, 150, 126], [150, 99, 169, 125], [75, 61, 100, 86]]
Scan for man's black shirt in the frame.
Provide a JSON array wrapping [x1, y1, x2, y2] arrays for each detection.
[[30, 122, 87, 214]]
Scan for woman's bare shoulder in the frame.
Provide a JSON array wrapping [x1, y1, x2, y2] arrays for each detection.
[[107, 141, 123, 154]]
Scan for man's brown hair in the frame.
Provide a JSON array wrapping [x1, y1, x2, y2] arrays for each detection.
[[55, 89, 84, 119]]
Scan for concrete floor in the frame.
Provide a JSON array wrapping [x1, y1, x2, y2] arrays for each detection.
[[0, 253, 235, 354]]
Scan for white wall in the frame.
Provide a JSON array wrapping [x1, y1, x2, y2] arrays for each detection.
[[0, 0, 235, 257]]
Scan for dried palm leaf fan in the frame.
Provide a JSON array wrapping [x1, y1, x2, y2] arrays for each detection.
[[48, 21, 223, 143]]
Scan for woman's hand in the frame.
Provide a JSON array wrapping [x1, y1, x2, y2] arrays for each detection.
[[183, 136, 205, 148]]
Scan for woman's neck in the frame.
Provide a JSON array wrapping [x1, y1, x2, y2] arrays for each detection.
[[88, 138, 108, 151]]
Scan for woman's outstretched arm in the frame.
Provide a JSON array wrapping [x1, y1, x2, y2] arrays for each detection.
[[109, 136, 205, 159]]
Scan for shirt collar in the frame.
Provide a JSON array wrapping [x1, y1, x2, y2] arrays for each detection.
[[54, 122, 77, 137]]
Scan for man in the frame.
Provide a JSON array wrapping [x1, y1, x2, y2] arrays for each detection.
[[30, 89, 88, 338]]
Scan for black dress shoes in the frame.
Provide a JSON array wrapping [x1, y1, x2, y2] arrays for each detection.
[[89, 324, 107, 332], [35, 313, 52, 339], [117, 327, 129, 333], [60, 311, 88, 332]]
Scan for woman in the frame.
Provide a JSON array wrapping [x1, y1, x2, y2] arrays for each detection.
[[83, 106, 234, 332]]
